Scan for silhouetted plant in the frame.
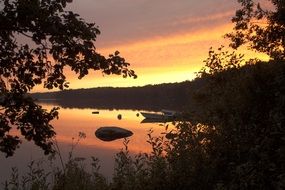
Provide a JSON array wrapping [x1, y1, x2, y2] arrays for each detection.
[[0, 0, 136, 157], [3, 132, 109, 190], [112, 138, 149, 190], [4, 160, 51, 190], [226, 0, 285, 60], [3, 1, 285, 189], [193, 56, 285, 189], [198, 46, 244, 77]]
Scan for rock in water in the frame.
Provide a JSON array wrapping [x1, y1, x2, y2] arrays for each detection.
[[95, 126, 133, 141]]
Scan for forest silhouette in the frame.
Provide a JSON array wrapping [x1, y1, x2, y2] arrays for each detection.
[[31, 81, 197, 111], [1, 0, 285, 189]]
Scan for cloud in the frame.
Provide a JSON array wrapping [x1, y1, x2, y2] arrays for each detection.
[[68, 0, 238, 47], [30, 0, 251, 90]]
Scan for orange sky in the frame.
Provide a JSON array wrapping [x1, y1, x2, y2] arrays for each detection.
[[33, 0, 269, 92]]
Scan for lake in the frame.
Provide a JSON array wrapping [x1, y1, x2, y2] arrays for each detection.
[[0, 103, 175, 184]]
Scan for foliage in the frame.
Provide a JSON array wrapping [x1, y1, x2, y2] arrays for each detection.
[[111, 139, 150, 190], [194, 53, 285, 189], [4, 51, 285, 190], [164, 122, 217, 190], [3, 154, 110, 190], [226, 0, 285, 60], [0, 0, 136, 157], [51, 156, 108, 190], [4, 160, 50, 190], [111, 125, 220, 190], [3, 77, 285, 189], [197, 46, 244, 77], [2, 0, 285, 189], [3, 132, 109, 190]]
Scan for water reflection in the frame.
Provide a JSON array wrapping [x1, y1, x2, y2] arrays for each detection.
[[48, 105, 172, 153], [0, 103, 175, 183]]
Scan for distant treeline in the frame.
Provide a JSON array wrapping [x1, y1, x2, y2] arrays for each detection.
[[29, 60, 285, 190], [31, 81, 204, 111]]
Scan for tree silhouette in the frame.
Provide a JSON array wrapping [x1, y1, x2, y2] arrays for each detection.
[[226, 0, 285, 60], [0, 0, 136, 157], [190, 0, 285, 188]]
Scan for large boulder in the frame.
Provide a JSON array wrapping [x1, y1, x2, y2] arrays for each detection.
[[95, 126, 133, 141]]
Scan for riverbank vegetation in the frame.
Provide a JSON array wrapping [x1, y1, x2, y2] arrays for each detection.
[[2, 0, 285, 189], [4, 49, 285, 190]]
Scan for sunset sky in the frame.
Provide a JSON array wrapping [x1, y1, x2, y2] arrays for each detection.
[[36, 0, 268, 91]]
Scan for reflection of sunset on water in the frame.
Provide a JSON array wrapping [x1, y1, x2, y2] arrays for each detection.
[[43, 104, 174, 154], [0, 103, 175, 180]]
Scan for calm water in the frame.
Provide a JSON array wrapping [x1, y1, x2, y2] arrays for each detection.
[[0, 103, 174, 183]]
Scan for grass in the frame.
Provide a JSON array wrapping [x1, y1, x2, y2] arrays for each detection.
[[2, 123, 214, 190]]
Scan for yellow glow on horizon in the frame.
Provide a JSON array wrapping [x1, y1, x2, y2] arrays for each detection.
[[56, 24, 233, 90], [31, 22, 270, 92]]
